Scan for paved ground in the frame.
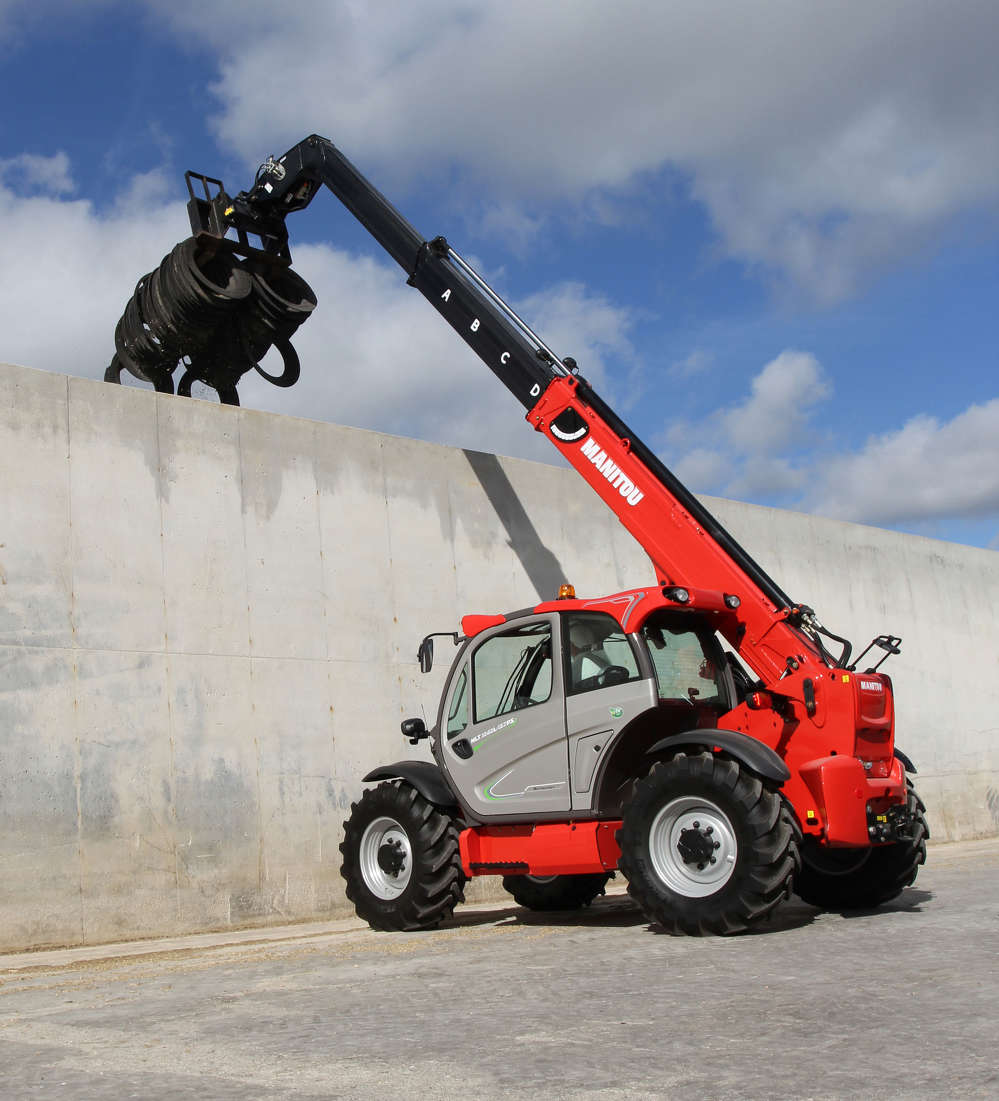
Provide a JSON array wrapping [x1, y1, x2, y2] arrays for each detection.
[[1, 839, 996, 1100]]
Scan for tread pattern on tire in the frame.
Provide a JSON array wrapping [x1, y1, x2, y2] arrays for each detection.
[[340, 780, 465, 931], [501, 872, 611, 911], [617, 751, 799, 935], [794, 779, 928, 910]]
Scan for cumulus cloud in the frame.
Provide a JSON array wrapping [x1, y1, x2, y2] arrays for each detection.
[[810, 400, 999, 525], [720, 351, 831, 457], [0, 151, 75, 196], [664, 350, 999, 533], [0, 169, 187, 378], [667, 349, 831, 497], [141, 0, 999, 299]]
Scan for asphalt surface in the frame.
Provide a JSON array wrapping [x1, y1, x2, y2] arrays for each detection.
[[1, 839, 996, 1100]]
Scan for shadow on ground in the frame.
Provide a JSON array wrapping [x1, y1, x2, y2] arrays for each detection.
[[443, 884, 933, 938], [445, 893, 646, 931]]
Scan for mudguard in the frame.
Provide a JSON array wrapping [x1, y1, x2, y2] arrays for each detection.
[[893, 748, 917, 774], [646, 729, 791, 785], [363, 761, 460, 808]]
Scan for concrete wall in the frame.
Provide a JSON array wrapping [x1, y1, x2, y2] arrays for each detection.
[[1, 361, 997, 951]]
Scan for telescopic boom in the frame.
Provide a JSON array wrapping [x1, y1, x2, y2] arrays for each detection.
[[190, 133, 855, 685]]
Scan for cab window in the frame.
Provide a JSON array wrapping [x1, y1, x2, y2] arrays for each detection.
[[473, 622, 552, 722], [446, 665, 468, 738], [641, 616, 724, 704], [564, 612, 641, 695]]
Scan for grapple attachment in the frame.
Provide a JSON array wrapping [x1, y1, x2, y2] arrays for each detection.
[[105, 172, 316, 405]]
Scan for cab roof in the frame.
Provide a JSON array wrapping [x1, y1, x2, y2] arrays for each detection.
[[460, 584, 741, 639]]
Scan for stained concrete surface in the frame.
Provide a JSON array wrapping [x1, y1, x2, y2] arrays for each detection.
[[0, 839, 996, 1100]]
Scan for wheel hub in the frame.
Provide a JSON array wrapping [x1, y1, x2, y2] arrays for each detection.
[[359, 817, 414, 900], [676, 821, 721, 869], [648, 797, 738, 898], [377, 838, 407, 876]]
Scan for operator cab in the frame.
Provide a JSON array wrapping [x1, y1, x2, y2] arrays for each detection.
[[425, 598, 738, 821]]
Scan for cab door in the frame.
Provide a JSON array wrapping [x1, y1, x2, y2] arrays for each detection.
[[440, 616, 569, 818]]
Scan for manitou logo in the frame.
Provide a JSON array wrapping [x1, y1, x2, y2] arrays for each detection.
[[580, 438, 645, 506]]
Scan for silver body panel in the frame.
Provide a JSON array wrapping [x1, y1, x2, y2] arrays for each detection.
[[566, 678, 658, 812]]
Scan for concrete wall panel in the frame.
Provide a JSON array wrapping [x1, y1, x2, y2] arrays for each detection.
[[1, 361, 997, 951], [67, 379, 165, 653], [158, 399, 249, 656], [0, 369, 72, 650]]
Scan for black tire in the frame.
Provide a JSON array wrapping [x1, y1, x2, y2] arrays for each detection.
[[617, 752, 799, 935], [502, 872, 611, 911], [794, 780, 928, 909], [340, 781, 465, 931]]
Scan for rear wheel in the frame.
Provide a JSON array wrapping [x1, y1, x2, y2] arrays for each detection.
[[340, 781, 465, 931], [617, 752, 798, 935], [502, 872, 611, 911], [794, 780, 928, 909]]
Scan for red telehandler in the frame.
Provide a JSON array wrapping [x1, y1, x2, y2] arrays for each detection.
[[172, 135, 926, 935]]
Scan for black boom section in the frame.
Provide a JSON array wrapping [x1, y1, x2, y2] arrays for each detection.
[[407, 248, 555, 410], [239, 136, 557, 410], [239, 135, 426, 273]]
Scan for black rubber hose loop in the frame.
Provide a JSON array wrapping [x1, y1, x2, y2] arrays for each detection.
[[252, 338, 301, 387]]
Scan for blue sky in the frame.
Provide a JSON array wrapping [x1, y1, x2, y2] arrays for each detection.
[[2, 1, 997, 548]]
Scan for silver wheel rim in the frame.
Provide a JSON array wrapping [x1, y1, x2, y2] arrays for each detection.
[[359, 816, 413, 900], [648, 795, 738, 898], [526, 875, 557, 884]]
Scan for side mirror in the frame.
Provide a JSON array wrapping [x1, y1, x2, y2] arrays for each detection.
[[401, 717, 428, 744], [417, 636, 434, 673]]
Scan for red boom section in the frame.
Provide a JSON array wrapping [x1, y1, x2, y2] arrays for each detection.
[[528, 376, 822, 687]]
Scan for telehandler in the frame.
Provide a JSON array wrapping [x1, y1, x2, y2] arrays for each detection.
[[164, 135, 926, 935]]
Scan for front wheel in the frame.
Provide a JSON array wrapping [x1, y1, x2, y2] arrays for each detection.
[[617, 752, 799, 935], [340, 781, 465, 931], [794, 780, 928, 909], [502, 872, 611, 911]]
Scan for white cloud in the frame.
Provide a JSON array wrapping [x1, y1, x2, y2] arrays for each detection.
[[811, 400, 999, 525], [664, 349, 999, 533], [720, 350, 831, 457], [0, 152, 75, 196], [665, 349, 832, 499], [0, 171, 187, 379], [141, 0, 999, 299]]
